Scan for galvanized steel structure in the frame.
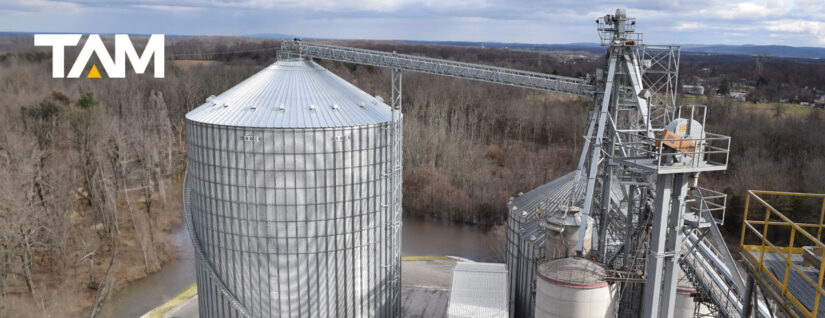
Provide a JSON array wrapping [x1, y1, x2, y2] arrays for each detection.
[[505, 171, 581, 318], [506, 171, 628, 317], [280, 41, 594, 97], [184, 59, 403, 317], [176, 8, 778, 318]]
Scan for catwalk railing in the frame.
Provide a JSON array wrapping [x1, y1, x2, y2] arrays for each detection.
[[740, 190, 825, 317]]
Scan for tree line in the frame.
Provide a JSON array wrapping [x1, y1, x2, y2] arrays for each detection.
[[0, 40, 260, 316]]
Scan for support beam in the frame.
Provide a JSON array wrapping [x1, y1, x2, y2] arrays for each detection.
[[660, 174, 689, 317], [391, 67, 402, 111], [642, 173, 694, 318], [576, 52, 618, 255], [742, 275, 755, 317], [388, 67, 403, 316], [642, 174, 674, 318], [623, 50, 652, 135], [624, 185, 637, 267]]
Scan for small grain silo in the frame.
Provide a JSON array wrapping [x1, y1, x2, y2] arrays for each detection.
[[534, 257, 617, 318], [183, 58, 402, 317], [506, 171, 583, 318], [505, 171, 623, 318]]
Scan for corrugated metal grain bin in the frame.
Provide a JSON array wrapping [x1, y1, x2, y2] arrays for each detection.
[[505, 170, 624, 318], [183, 59, 402, 317], [506, 171, 583, 318]]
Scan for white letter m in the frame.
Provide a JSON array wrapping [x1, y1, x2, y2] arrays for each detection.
[[118, 34, 165, 78]]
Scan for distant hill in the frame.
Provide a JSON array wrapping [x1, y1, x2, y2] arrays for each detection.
[[399, 40, 825, 60], [400, 40, 606, 54], [239, 34, 825, 60], [247, 33, 299, 39], [681, 44, 825, 60]]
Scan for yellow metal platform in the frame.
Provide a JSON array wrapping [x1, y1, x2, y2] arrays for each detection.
[[740, 190, 825, 317]]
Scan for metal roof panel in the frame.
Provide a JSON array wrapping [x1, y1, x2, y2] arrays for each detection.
[[186, 59, 393, 128]]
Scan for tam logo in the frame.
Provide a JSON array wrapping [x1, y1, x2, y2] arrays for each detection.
[[34, 34, 165, 79]]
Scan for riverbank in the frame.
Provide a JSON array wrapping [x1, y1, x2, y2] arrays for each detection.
[[96, 217, 191, 318], [101, 215, 505, 316]]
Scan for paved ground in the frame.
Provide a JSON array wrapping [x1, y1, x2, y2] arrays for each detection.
[[401, 257, 456, 290], [144, 257, 458, 318], [164, 296, 198, 318], [401, 287, 450, 318]]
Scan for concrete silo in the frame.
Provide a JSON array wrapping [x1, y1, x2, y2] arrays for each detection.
[[183, 59, 402, 317]]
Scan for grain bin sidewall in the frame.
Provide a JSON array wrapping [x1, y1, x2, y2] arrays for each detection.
[[184, 118, 400, 317]]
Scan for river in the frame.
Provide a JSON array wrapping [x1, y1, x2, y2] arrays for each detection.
[[100, 216, 504, 317]]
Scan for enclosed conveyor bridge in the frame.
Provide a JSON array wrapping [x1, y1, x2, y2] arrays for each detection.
[[280, 40, 595, 98]]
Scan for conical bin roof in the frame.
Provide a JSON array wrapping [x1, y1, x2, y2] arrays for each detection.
[[186, 58, 393, 128]]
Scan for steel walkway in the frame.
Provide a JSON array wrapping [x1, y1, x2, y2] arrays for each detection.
[[740, 190, 825, 318]]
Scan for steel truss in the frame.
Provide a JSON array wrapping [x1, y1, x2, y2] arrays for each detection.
[[389, 68, 403, 316], [280, 40, 595, 97]]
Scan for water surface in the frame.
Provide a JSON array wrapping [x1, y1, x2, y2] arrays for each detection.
[[102, 215, 503, 317]]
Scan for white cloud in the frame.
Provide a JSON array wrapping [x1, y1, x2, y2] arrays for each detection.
[[766, 19, 825, 44], [696, 0, 789, 19], [159, 0, 488, 12], [133, 4, 202, 12], [675, 22, 703, 31], [1, 0, 82, 13]]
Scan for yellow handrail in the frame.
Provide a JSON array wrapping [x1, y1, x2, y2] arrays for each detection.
[[740, 190, 825, 317]]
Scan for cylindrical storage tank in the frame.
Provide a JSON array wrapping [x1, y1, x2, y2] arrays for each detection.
[[535, 257, 616, 318], [673, 284, 696, 318], [184, 59, 402, 317], [542, 207, 593, 260], [674, 269, 710, 318]]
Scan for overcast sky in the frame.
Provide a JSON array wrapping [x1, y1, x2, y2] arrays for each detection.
[[2, 0, 824, 47]]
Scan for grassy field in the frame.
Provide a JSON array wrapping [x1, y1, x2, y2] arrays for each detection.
[[681, 95, 823, 116]]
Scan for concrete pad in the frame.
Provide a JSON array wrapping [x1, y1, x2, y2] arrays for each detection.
[[401, 286, 450, 318], [164, 296, 198, 318], [402, 257, 456, 289], [147, 257, 458, 318], [141, 283, 197, 318]]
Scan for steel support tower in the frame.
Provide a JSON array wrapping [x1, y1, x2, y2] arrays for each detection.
[[389, 67, 403, 315], [279, 9, 768, 317]]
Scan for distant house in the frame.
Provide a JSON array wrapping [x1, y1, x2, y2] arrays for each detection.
[[682, 85, 705, 95], [729, 91, 748, 102], [815, 95, 825, 107]]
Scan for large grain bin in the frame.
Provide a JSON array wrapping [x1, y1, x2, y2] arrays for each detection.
[[535, 257, 616, 318], [183, 58, 402, 317]]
